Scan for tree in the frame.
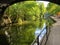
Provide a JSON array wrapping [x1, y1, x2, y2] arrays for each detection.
[[38, 2, 46, 28], [4, 1, 46, 45], [46, 2, 59, 15]]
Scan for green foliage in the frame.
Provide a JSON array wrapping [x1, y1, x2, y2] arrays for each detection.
[[47, 2, 60, 15], [9, 24, 36, 45], [39, 3, 46, 15], [4, 1, 46, 45], [46, 2, 60, 26]]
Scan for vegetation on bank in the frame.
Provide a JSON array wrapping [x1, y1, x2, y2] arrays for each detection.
[[0, 1, 60, 45]]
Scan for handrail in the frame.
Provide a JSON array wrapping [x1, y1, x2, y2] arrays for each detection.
[[31, 25, 47, 45]]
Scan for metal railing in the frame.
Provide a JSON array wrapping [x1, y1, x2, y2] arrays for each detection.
[[31, 25, 50, 45]]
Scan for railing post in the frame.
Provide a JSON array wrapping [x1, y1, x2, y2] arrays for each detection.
[[37, 36, 39, 45], [44, 25, 48, 45], [46, 25, 48, 38], [45, 23, 50, 45]]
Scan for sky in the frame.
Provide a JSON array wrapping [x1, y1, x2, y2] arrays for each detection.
[[36, 1, 49, 7]]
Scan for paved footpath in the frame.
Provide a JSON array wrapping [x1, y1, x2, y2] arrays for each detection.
[[46, 16, 60, 45]]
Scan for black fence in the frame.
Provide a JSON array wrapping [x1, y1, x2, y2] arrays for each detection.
[[31, 25, 50, 45]]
